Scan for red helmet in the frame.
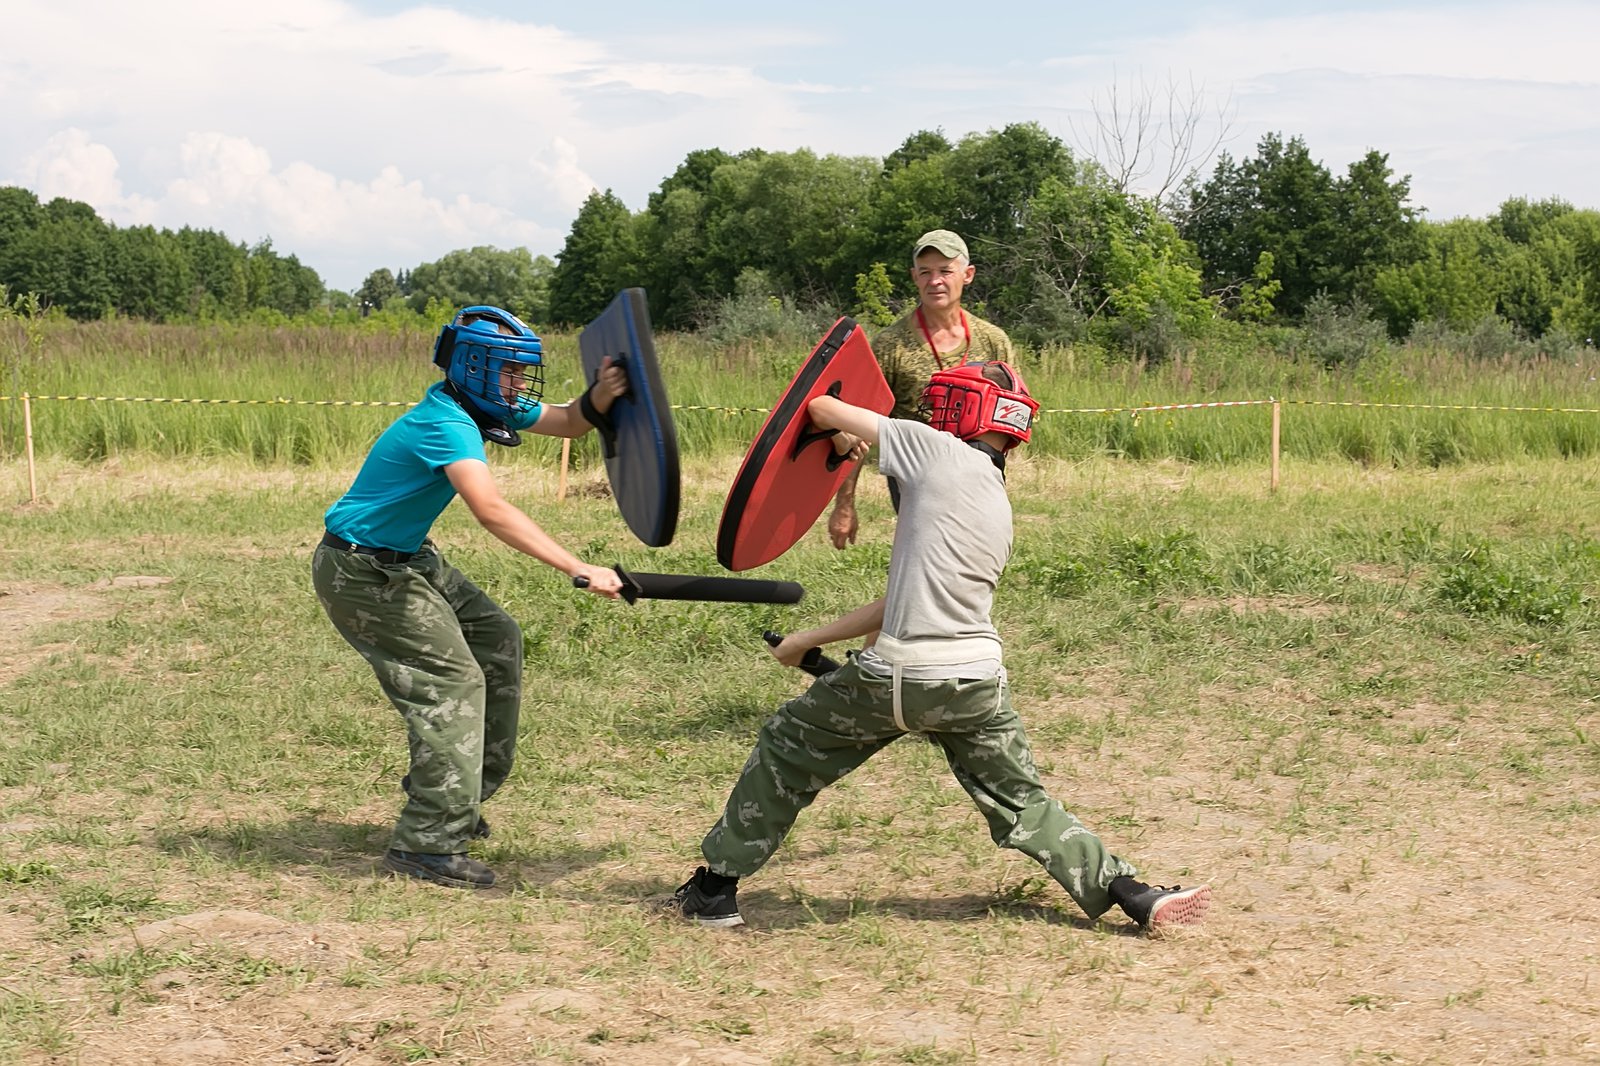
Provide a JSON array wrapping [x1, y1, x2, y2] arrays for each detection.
[[920, 361, 1039, 450]]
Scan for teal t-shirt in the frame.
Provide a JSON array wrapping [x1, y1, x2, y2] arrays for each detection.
[[323, 382, 487, 552]]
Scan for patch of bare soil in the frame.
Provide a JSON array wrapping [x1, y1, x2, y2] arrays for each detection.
[[8, 708, 1594, 1066], [1173, 594, 1341, 618], [1343, 561, 1415, 586], [0, 577, 172, 685]]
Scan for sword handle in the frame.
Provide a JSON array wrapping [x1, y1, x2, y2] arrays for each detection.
[[572, 567, 640, 604], [762, 631, 840, 678]]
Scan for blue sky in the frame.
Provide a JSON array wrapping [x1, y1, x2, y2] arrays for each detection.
[[4, 0, 1595, 291]]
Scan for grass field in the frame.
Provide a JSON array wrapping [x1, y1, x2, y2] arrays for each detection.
[[2, 442, 1598, 1064], [5, 319, 1600, 469]]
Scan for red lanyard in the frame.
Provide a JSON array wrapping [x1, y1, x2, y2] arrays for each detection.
[[916, 307, 970, 370]]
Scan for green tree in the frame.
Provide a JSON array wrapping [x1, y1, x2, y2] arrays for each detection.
[[1237, 251, 1282, 322], [173, 227, 248, 317], [548, 190, 638, 325], [634, 148, 761, 328], [1236, 134, 1336, 315], [109, 225, 190, 320], [882, 129, 951, 174], [1181, 149, 1256, 296], [848, 150, 965, 293], [1559, 211, 1600, 341], [1490, 196, 1574, 244], [942, 123, 1076, 254], [405, 247, 556, 323], [855, 123, 1076, 307], [634, 185, 709, 328], [0, 187, 44, 290], [1101, 199, 1213, 333], [1182, 134, 1415, 318], [15, 200, 116, 320], [646, 148, 738, 214], [986, 172, 1212, 348], [0, 186, 324, 322], [698, 149, 876, 308], [1371, 219, 1503, 334], [357, 268, 401, 313], [1329, 150, 1420, 302], [852, 262, 896, 327], [1486, 198, 1588, 337]]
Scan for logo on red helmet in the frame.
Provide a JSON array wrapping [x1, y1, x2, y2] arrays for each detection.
[[921, 361, 1038, 449]]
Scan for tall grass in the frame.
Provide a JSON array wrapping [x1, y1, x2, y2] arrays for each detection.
[[4, 318, 1600, 466]]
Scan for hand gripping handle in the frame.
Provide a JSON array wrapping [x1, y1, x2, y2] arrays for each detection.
[[762, 630, 841, 678]]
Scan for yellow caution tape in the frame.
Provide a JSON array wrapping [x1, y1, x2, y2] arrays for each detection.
[[3, 395, 1598, 416]]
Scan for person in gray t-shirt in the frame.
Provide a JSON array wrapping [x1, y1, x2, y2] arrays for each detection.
[[662, 362, 1213, 933]]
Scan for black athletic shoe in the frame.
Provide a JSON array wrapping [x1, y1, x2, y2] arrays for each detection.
[[382, 849, 495, 890], [665, 867, 745, 929], [1110, 877, 1211, 930]]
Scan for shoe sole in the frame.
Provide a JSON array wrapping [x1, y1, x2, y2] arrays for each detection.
[[381, 854, 494, 890], [1148, 885, 1211, 927], [654, 896, 747, 929], [691, 912, 746, 930]]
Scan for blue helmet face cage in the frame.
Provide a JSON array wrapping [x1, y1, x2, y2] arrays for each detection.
[[433, 306, 545, 429]]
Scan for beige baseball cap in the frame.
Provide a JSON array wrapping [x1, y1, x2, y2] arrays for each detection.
[[912, 229, 969, 264]]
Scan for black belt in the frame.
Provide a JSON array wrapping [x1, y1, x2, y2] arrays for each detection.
[[320, 531, 418, 565]]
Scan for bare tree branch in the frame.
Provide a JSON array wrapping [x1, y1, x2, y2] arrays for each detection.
[[1070, 70, 1237, 217]]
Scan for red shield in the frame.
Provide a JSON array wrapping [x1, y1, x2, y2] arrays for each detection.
[[716, 318, 893, 571]]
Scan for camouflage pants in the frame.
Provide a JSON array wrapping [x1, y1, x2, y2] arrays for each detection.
[[312, 541, 523, 855], [701, 659, 1138, 919]]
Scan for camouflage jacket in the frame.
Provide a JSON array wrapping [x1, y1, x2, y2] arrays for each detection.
[[872, 308, 1016, 420]]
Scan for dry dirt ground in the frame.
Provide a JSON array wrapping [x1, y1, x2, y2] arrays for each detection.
[[2, 465, 1598, 1065]]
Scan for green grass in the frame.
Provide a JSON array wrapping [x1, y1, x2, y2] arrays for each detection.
[[4, 318, 1600, 468], [1, 451, 1598, 1062]]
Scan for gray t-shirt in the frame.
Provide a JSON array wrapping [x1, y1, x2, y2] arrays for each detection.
[[867, 417, 1011, 674]]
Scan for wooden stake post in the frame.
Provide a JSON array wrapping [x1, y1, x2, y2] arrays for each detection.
[[23, 391, 37, 504], [1270, 399, 1281, 493]]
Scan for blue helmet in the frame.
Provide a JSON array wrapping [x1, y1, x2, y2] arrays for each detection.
[[432, 306, 545, 430]]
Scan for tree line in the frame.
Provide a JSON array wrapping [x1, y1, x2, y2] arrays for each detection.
[[4, 122, 1598, 351], [539, 124, 1600, 350], [0, 187, 323, 321]]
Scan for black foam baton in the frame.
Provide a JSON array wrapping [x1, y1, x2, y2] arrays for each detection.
[[573, 563, 804, 606], [762, 630, 841, 678]]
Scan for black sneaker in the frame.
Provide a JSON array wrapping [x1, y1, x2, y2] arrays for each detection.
[[1110, 877, 1211, 930], [665, 867, 745, 929], [382, 849, 495, 890]]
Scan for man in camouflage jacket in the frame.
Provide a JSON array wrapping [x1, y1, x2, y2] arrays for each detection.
[[827, 229, 1017, 548]]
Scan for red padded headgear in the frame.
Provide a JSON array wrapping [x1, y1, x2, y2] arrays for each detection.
[[920, 361, 1039, 450]]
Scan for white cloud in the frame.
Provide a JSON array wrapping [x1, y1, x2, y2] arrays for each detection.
[[13, 127, 562, 283], [0, 0, 818, 289], [1014, 3, 1600, 217], [1, 0, 1596, 292], [19, 129, 131, 211], [528, 138, 600, 213]]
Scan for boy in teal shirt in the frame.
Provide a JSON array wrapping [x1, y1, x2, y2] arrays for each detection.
[[315, 306, 624, 889]]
